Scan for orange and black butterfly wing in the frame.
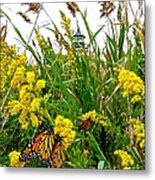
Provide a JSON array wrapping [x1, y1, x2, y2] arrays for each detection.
[[20, 128, 66, 168], [38, 133, 55, 162], [49, 142, 65, 168], [32, 130, 48, 154], [19, 143, 33, 162], [19, 130, 49, 162]]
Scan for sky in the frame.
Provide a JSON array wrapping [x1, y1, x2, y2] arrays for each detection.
[[1, 1, 144, 53]]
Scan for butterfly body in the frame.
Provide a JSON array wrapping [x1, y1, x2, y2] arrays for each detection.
[[79, 119, 91, 131]]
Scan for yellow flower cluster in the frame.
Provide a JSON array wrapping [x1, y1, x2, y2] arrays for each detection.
[[9, 151, 25, 167], [8, 100, 22, 116], [7, 54, 26, 77], [10, 66, 26, 90], [35, 79, 46, 90], [26, 71, 35, 83], [117, 69, 144, 103], [8, 67, 46, 129], [0, 62, 7, 93], [129, 118, 145, 149], [0, 41, 17, 60], [0, 41, 26, 93], [80, 110, 99, 123], [54, 115, 76, 149], [79, 110, 107, 127], [30, 112, 39, 127], [114, 149, 134, 169]]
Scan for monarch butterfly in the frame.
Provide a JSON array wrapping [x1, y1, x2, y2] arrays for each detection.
[[79, 118, 91, 131], [19, 128, 65, 168]]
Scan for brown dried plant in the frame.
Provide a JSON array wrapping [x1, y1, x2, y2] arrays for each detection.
[[16, 11, 32, 23], [99, 1, 115, 18], [23, 3, 42, 14], [0, 25, 7, 43], [66, 2, 79, 17]]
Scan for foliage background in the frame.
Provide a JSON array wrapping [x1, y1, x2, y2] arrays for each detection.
[[0, 0, 145, 170]]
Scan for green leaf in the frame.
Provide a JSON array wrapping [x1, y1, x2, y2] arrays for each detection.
[[87, 133, 105, 160], [118, 24, 125, 59], [97, 160, 105, 169]]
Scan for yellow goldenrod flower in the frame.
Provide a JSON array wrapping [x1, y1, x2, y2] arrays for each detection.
[[19, 108, 29, 129], [8, 70, 45, 129], [19, 53, 27, 64], [10, 66, 26, 90], [26, 71, 35, 84], [9, 151, 25, 167], [7, 60, 17, 77], [0, 41, 26, 81], [14, 66, 25, 76], [131, 95, 142, 104], [11, 102, 22, 116], [117, 69, 144, 103], [54, 115, 76, 149], [129, 118, 145, 149], [139, 139, 145, 149], [1, 41, 47, 130], [19, 85, 30, 99], [0, 60, 7, 93], [30, 98, 41, 112], [8, 100, 19, 107], [80, 110, 98, 123], [20, 92, 34, 106], [21, 121, 29, 130], [114, 149, 134, 169], [100, 120, 107, 127], [35, 79, 46, 90], [8, 100, 22, 115], [19, 109, 28, 123], [30, 113, 39, 127]]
